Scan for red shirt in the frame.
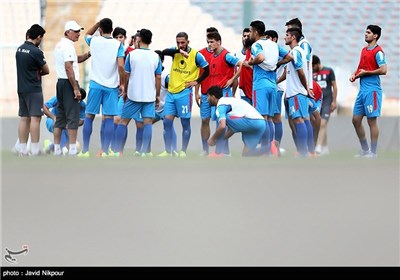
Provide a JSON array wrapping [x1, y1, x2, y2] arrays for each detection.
[[209, 48, 234, 88], [199, 47, 214, 94], [239, 49, 253, 100]]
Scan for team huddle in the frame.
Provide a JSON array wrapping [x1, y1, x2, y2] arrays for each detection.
[[14, 17, 386, 158]]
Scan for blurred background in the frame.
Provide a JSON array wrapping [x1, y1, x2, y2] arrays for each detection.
[[1, 0, 399, 118]]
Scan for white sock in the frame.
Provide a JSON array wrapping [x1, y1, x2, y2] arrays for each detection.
[[20, 143, 28, 154], [54, 144, 61, 155], [30, 142, 40, 155], [69, 144, 77, 155], [15, 139, 21, 151]]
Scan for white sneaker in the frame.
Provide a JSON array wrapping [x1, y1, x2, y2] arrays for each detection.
[[315, 144, 322, 154], [320, 146, 330, 156], [354, 149, 371, 158]]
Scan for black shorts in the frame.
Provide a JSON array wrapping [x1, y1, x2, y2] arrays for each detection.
[[320, 97, 333, 121], [55, 79, 81, 129], [18, 91, 44, 117]]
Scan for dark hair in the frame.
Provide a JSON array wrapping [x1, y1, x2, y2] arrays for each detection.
[[207, 31, 221, 42], [112, 27, 126, 38], [28, 24, 46, 40], [176, 32, 188, 40], [264, 30, 278, 40], [250, 20, 265, 37], [312, 55, 320, 65], [155, 50, 164, 62], [79, 88, 87, 100], [285, 18, 302, 30], [242, 28, 250, 34], [286, 27, 302, 42], [99, 18, 113, 34], [207, 86, 223, 99], [206, 27, 218, 33], [367, 24, 382, 40], [139, 28, 152, 44]]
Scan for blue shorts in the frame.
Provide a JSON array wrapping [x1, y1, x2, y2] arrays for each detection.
[[154, 110, 165, 122], [287, 94, 309, 119], [226, 117, 265, 150], [308, 98, 321, 114], [117, 96, 125, 117], [46, 118, 54, 133], [86, 86, 119, 116], [252, 86, 277, 117], [273, 90, 284, 115], [121, 99, 155, 120], [200, 94, 216, 120], [164, 88, 193, 119], [353, 90, 382, 118]]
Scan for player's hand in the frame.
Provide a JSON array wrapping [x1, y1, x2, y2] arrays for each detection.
[[224, 78, 233, 88], [308, 89, 315, 99], [330, 101, 337, 112], [179, 49, 189, 58], [155, 96, 160, 108], [119, 85, 125, 96], [74, 89, 81, 102], [195, 93, 201, 107], [185, 80, 198, 88], [208, 137, 216, 146]]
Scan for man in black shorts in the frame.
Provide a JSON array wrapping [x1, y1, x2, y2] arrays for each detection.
[[15, 24, 49, 156], [53, 20, 91, 156]]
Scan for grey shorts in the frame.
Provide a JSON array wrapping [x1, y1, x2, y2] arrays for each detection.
[[18, 91, 44, 117], [54, 79, 81, 129]]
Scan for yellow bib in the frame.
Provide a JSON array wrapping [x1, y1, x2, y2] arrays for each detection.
[[168, 47, 200, 93]]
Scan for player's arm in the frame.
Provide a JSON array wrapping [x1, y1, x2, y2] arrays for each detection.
[[331, 79, 338, 112], [277, 52, 293, 67], [40, 63, 50, 76], [208, 105, 228, 146], [225, 60, 243, 90], [117, 45, 126, 94], [162, 48, 188, 58], [277, 67, 287, 84], [65, 61, 81, 101], [42, 102, 55, 121], [297, 68, 308, 91], [208, 119, 226, 146], [194, 83, 201, 107]]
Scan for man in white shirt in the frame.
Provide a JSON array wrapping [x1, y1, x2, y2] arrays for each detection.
[[54, 20, 90, 156], [79, 18, 125, 157]]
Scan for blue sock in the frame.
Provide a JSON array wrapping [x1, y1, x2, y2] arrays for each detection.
[[268, 120, 275, 142], [370, 141, 377, 154], [261, 120, 271, 154], [141, 124, 152, 153], [111, 123, 118, 152], [295, 122, 308, 156], [60, 130, 69, 149], [136, 126, 144, 152], [201, 138, 209, 154], [100, 119, 105, 151], [82, 117, 93, 153], [171, 124, 177, 152], [114, 124, 127, 153], [181, 118, 191, 152], [163, 118, 173, 153], [360, 139, 369, 152], [274, 122, 283, 144], [304, 119, 315, 153], [102, 118, 114, 153]]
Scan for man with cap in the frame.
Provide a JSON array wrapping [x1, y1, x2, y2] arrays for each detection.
[[53, 20, 91, 156]]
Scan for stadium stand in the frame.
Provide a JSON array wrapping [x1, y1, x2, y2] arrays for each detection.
[[1, 0, 398, 117]]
